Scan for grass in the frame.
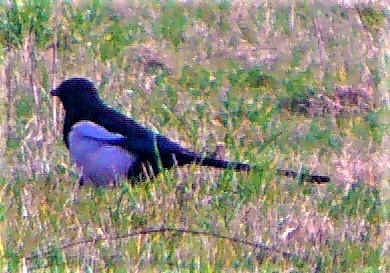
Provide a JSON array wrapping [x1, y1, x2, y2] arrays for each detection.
[[1, 0, 389, 272]]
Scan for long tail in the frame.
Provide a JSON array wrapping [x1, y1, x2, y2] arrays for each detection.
[[276, 169, 330, 183], [197, 156, 330, 183], [198, 156, 251, 171]]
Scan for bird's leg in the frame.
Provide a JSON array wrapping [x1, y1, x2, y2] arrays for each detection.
[[113, 171, 119, 187], [78, 166, 86, 187], [78, 176, 85, 187]]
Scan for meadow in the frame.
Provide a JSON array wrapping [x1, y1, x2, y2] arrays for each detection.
[[0, 1, 389, 271]]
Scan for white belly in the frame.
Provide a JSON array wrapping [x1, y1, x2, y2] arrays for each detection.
[[69, 121, 138, 186]]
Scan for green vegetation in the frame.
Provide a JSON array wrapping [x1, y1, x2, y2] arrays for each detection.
[[0, 1, 389, 272]]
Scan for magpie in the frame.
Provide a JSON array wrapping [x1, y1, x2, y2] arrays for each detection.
[[51, 77, 330, 186]]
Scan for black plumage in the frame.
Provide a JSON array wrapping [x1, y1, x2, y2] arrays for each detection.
[[51, 77, 254, 185]]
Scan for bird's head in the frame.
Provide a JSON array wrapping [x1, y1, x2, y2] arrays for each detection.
[[51, 77, 102, 112]]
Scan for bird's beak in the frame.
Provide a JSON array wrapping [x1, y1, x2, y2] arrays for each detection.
[[50, 88, 60, 96]]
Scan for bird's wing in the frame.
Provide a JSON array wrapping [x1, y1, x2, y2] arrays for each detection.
[[86, 107, 249, 173]]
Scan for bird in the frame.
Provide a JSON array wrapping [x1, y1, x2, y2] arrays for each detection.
[[51, 77, 330, 186]]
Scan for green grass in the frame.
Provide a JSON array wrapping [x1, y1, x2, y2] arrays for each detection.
[[1, 1, 389, 272]]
